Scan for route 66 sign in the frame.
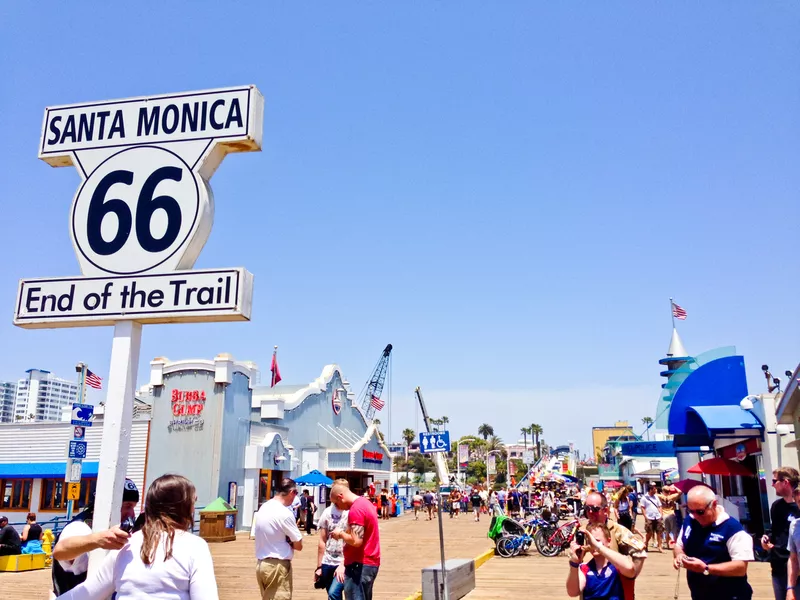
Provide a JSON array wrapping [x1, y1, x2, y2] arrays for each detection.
[[14, 86, 261, 328], [39, 86, 263, 276]]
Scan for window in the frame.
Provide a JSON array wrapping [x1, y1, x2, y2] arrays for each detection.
[[0, 478, 32, 510], [40, 478, 96, 510]]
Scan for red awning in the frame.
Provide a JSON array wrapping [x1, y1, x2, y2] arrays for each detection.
[[687, 457, 753, 477]]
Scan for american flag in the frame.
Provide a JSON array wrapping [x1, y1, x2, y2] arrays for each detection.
[[370, 394, 385, 411], [672, 302, 687, 320], [86, 370, 103, 390]]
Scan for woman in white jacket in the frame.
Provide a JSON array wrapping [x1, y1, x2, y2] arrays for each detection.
[[59, 474, 218, 600]]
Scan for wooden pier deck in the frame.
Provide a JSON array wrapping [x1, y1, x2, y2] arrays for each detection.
[[1, 513, 776, 599], [0, 512, 493, 599], [465, 545, 774, 600]]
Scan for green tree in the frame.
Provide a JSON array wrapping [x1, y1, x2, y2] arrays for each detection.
[[520, 427, 529, 449], [402, 428, 416, 447], [478, 423, 494, 441], [641, 417, 654, 441]]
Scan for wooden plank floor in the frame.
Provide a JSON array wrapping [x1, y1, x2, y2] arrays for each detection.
[[0, 512, 493, 599], [465, 547, 774, 600]]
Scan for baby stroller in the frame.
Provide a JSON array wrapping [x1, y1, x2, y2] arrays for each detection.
[[487, 515, 532, 558]]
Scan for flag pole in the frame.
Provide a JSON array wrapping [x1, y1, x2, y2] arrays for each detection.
[[669, 297, 675, 329]]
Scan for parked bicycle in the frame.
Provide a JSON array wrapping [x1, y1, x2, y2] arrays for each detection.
[[534, 517, 581, 557]]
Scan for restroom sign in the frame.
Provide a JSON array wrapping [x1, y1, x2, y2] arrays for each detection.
[[14, 86, 263, 328]]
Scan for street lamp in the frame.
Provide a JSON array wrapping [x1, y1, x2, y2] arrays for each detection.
[[486, 450, 502, 489]]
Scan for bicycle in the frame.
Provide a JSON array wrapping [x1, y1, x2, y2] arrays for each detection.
[[534, 517, 580, 557]]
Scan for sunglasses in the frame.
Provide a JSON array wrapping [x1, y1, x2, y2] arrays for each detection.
[[773, 479, 784, 485], [585, 506, 604, 513], [688, 500, 714, 516]]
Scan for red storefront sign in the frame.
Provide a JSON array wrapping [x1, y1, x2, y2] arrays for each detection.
[[362, 450, 384, 464], [718, 438, 760, 461], [171, 389, 207, 416]]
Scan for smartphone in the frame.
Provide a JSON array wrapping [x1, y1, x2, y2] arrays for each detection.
[[575, 531, 585, 545]]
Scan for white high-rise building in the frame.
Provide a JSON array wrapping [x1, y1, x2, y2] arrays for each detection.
[[14, 369, 80, 422], [0, 381, 15, 423]]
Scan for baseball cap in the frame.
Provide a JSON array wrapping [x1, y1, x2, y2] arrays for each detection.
[[123, 479, 140, 503]]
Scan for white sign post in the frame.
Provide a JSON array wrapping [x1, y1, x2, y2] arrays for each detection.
[[16, 85, 264, 572]]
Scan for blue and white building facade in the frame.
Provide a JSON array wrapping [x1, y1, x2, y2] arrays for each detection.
[[146, 354, 392, 530]]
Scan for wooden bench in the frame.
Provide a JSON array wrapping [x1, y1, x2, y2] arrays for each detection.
[[0, 553, 47, 572], [422, 558, 475, 600]]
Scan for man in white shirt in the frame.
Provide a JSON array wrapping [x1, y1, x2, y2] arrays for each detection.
[[315, 499, 349, 600], [254, 478, 304, 600], [52, 478, 140, 597], [642, 483, 664, 553]]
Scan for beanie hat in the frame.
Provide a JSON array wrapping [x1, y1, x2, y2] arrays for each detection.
[[123, 479, 140, 503]]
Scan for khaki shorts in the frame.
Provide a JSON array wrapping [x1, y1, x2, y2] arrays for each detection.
[[256, 558, 292, 600], [645, 518, 664, 535]]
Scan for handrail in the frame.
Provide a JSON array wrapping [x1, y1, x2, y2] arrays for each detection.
[[8, 515, 71, 536]]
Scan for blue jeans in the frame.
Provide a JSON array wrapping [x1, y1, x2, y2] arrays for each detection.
[[772, 573, 798, 600], [321, 564, 344, 600], [344, 563, 379, 600]]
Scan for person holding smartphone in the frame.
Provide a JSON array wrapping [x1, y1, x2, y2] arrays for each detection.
[[566, 523, 636, 600], [52, 479, 140, 597]]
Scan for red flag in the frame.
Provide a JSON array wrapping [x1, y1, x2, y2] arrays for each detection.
[[270, 350, 282, 387]]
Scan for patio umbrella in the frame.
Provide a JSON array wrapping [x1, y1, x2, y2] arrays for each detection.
[[294, 469, 333, 486], [672, 479, 715, 494], [687, 457, 753, 477], [604, 481, 623, 489]]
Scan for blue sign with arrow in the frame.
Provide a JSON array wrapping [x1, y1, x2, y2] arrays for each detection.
[[419, 430, 450, 454]]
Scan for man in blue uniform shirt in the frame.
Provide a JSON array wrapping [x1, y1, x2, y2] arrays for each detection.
[[672, 485, 753, 600]]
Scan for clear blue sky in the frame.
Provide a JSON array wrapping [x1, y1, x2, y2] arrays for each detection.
[[1, 3, 799, 455]]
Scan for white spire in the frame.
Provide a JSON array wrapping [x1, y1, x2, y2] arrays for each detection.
[[667, 328, 688, 358]]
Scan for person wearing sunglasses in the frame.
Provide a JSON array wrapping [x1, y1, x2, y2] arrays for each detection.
[[582, 491, 647, 600], [763, 468, 800, 600], [672, 485, 753, 600]]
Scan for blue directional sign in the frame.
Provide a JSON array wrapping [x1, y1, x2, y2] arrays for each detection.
[[68, 440, 87, 459], [420, 430, 450, 454], [71, 403, 94, 427]]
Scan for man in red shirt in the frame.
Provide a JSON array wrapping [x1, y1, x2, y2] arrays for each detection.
[[330, 479, 381, 600]]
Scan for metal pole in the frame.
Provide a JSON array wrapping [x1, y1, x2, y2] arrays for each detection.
[[67, 364, 88, 521], [436, 482, 449, 600]]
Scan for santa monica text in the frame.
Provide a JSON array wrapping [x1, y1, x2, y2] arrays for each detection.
[[40, 87, 253, 154]]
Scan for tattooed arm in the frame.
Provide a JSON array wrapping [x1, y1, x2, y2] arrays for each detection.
[[339, 524, 365, 548]]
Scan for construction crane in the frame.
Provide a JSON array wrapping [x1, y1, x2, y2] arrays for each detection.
[[359, 344, 393, 421], [414, 387, 452, 488]]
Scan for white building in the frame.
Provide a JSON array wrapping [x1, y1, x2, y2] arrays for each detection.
[[0, 408, 149, 525], [0, 382, 15, 423], [14, 369, 79, 422]]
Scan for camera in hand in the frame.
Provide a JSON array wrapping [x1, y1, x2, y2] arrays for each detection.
[[575, 531, 585, 545], [120, 517, 135, 533]]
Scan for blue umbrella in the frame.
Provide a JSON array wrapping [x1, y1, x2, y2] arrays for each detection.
[[295, 470, 334, 486]]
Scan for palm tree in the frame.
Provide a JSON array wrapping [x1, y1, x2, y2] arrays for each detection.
[[440, 416, 449, 429], [520, 427, 528, 450], [531, 424, 543, 459], [642, 416, 654, 441], [402, 428, 415, 447], [478, 423, 494, 441], [487, 434, 505, 458]]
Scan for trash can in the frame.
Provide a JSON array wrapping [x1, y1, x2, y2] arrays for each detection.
[[199, 497, 237, 543]]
